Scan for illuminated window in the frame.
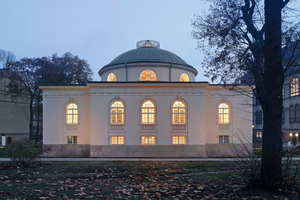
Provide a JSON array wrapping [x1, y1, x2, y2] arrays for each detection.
[[256, 132, 262, 138], [140, 70, 157, 81], [172, 136, 186, 145], [111, 101, 124, 124], [219, 135, 229, 143], [172, 101, 186, 124], [111, 136, 124, 145], [282, 86, 285, 99], [290, 105, 294, 123], [179, 73, 189, 82], [142, 136, 155, 145], [66, 103, 78, 124], [67, 136, 77, 144], [107, 73, 117, 82], [218, 103, 229, 124], [142, 100, 155, 124], [296, 104, 300, 123], [290, 78, 299, 97]]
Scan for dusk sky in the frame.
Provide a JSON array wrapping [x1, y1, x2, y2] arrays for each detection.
[[1, 0, 299, 82]]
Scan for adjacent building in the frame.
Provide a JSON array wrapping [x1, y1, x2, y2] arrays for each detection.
[[0, 68, 30, 145]]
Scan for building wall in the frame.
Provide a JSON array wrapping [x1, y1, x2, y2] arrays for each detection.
[[41, 82, 252, 157], [0, 74, 30, 144], [253, 73, 300, 145], [100, 63, 196, 82]]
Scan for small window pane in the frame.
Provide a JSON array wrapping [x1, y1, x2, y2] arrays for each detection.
[[142, 101, 155, 124], [179, 73, 189, 82], [67, 103, 78, 124], [107, 73, 117, 82], [142, 136, 155, 145], [218, 103, 229, 124], [111, 136, 117, 144], [140, 70, 157, 81]]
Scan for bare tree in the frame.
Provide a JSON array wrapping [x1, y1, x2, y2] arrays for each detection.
[[8, 53, 93, 140], [0, 49, 16, 68], [192, 0, 300, 187]]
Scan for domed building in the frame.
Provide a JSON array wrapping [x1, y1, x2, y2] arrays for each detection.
[[41, 40, 252, 157]]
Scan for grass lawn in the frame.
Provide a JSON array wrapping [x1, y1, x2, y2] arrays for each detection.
[[0, 161, 299, 199]]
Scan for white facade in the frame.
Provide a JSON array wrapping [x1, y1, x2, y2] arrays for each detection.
[[41, 40, 253, 157]]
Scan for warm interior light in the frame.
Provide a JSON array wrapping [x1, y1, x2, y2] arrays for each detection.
[[296, 133, 299, 137], [290, 133, 293, 137]]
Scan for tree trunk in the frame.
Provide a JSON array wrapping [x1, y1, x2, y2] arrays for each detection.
[[29, 95, 34, 140], [35, 94, 41, 142], [261, 0, 283, 186]]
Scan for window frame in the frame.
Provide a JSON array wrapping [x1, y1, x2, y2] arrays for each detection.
[[110, 136, 124, 145], [218, 103, 229, 124], [141, 136, 155, 145], [141, 100, 155, 124], [179, 73, 189, 82], [172, 100, 186, 124], [107, 73, 117, 82], [139, 69, 157, 81], [67, 136, 77, 144], [66, 103, 78, 125], [172, 136, 186, 145], [290, 105, 294, 123], [110, 100, 124, 124], [219, 135, 229, 144], [290, 77, 299, 97]]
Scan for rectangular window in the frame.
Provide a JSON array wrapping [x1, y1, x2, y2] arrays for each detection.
[[219, 135, 229, 144], [172, 136, 186, 145], [256, 132, 262, 138], [111, 136, 124, 145], [142, 136, 155, 145], [67, 136, 77, 144]]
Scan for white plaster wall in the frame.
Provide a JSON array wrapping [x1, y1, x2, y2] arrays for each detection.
[[205, 87, 252, 144], [89, 83, 207, 146], [42, 88, 90, 145], [101, 68, 126, 82], [171, 68, 196, 82], [42, 83, 252, 150], [127, 66, 169, 81], [100, 63, 196, 82]]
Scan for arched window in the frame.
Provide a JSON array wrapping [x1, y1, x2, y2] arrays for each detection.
[[107, 73, 117, 82], [218, 103, 229, 124], [66, 103, 78, 124], [179, 73, 189, 82], [142, 100, 155, 124], [7, 137, 12, 144], [290, 105, 294, 123], [172, 101, 186, 124], [290, 78, 299, 97], [140, 70, 157, 81], [295, 104, 300, 123], [111, 101, 124, 124]]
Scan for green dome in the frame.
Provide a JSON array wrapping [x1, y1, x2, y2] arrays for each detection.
[[103, 47, 191, 67]]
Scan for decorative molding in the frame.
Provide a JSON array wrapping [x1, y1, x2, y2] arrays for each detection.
[[69, 97, 74, 102]]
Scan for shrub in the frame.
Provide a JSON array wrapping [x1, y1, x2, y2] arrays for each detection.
[[5, 140, 46, 167], [232, 131, 300, 190]]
